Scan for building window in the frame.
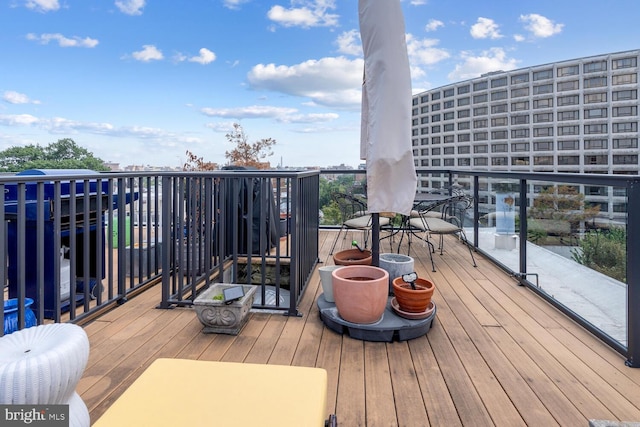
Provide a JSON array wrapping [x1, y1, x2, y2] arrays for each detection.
[[431, 125, 440, 133], [534, 156, 554, 165], [511, 128, 530, 138], [443, 112, 454, 120], [612, 73, 637, 85], [613, 155, 638, 165], [512, 156, 530, 165], [458, 109, 470, 118], [613, 122, 638, 133], [443, 88, 454, 97], [420, 127, 429, 135], [431, 147, 441, 155], [432, 103, 441, 111], [491, 117, 508, 127], [491, 157, 508, 166], [431, 92, 441, 101], [420, 148, 429, 156], [511, 87, 529, 98], [491, 130, 508, 140], [511, 101, 529, 111], [457, 158, 471, 166], [534, 141, 554, 151], [444, 135, 455, 143], [443, 147, 454, 155], [491, 104, 508, 114], [431, 136, 441, 144], [474, 145, 488, 153], [457, 145, 470, 154], [533, 84, 553, 95], [511, 115, 529, 125], [613, 90, 637, 101], [444, 158, 455, 166], [420, 95, 429, 103], [491, 143, 508, 152], [474, 81, 488, 91], [533, 69, 553, 80], [584, 92, 607, 103], [491, 90, 508, 101], [613, 57, 637, 69], [491, 77, 507, 88], [473, 106, 488, 116], [557, 80, 579, 91], [511, 73, 529, 84], [558, 155, 579, 165], [584, 155, 608, 165], [584, 76, 607, 88], [457, 121, 470, 130], [585, 123, 608, 134], [584, 139, 608, 149], [558, 95, 579, 106], [432, 159, 441, 166], [584, 60, 607, 73], [474, 157, 488, 166], [511, 142, 530, 151], [558, 110, 579, 121], [443, 123, 454, 132], [421, 116, 429, 124], [533, 98, 553, 109], [613, 138, 638, 149], [474, 132, 488, 141], [458, 133, 471, 142], [533, 127, 553, 137], [558, 125, 579, 135], [421, 159, 429, 166], [443, 100, 454, 109], [613, 106, 637, 117], [473, 94, 488, 103], [412, 108, 419, 116], [420, 137, 428, 145], [432, 114, 440, 122], [557, 65, 579, 77], [421, 106, 429, 113], [558, 140, 579, 150], [474, 119, 488, 128], [457, 85, 470, 94], [413, 98, 419, 106], [585, 108, 608, 119]]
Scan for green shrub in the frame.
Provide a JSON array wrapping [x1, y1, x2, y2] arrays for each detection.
[[572, 227, 626, 283]]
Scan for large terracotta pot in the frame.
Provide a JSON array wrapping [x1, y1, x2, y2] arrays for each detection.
[[392, 277, 435, 313], [333, 249, 372, 266], [332, 265, 388, 324]]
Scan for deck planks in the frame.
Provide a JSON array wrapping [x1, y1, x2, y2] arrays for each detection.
[[76, 229, 640, 426]]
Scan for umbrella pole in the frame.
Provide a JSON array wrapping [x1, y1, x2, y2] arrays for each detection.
[[372, 213, 380, 267]]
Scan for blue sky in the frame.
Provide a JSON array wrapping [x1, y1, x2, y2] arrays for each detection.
[[1, 0, 639, 169]]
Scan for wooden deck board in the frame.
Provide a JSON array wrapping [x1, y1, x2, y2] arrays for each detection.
[[76, 230, 640, 426]]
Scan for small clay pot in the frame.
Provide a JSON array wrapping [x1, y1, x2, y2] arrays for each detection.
[[392, 277, 435, 313], [333, 248, 372, 266]]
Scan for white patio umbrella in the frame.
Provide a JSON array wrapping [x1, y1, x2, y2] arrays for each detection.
[[359, 0, 417, 265]]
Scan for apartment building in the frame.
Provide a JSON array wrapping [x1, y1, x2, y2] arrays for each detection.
[[411, 49, 640, 219]]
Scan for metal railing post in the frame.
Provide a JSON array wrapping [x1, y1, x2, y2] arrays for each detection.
[[626, 178, 640, 367]]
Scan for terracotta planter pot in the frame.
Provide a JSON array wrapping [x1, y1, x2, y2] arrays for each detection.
[[392, 277, 435, 313], [332, 265, 389, 324], [333, 248, 372, 266]]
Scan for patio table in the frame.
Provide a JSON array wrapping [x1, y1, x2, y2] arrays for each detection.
[[92, 358, 329, 427]]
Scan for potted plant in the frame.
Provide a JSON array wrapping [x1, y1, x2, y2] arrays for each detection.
[[333, 240, 372, 266], [193, 284, 257, 335]]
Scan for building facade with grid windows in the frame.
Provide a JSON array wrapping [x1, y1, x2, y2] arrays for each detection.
[[411, 49, 640, 220]]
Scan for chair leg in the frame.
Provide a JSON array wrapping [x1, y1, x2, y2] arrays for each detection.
[[329, 226, 345, 255], [459, 230, 477, 267]]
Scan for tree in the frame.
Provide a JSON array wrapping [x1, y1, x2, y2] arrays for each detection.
[[0, 138, 108, 172], [182, 150, 218, 171], [224, 123, 275, 169]]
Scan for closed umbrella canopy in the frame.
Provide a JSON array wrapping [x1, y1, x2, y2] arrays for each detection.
[[359, 0, 417, 217]]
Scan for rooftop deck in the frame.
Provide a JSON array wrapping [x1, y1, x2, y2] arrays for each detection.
[[79, 230, 640, 426]]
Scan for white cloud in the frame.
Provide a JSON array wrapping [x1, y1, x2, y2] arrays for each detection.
[[2, 91, 41, 105], [25, 0, 59, 12], [520, 14, 563, 38], [247, 56, 363, 108], [447, 47, 519, 81], [277, 112, 339, 124], [470, 17, 502, 39], [222, 0, 250, 10], [189, 48, 216, 65], [201, 105, 298, 120], [410, 0, 427, 5], [0, 114, 40, 126], [425, 19, 444, 32], [115, 0, 145, 16], [267, 0, 339, 28], [131, 45, 164, 62], [26, 33, 99, 48], [406, 34, 450, 66], [335, 30, 361, 56]]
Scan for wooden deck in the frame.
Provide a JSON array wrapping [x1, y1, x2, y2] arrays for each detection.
[[78, 230, 640, 426]]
